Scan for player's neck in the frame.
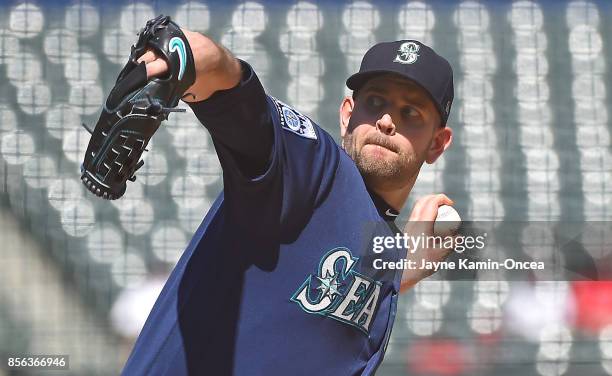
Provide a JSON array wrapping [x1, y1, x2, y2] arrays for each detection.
[[368, 174, 417, 212]]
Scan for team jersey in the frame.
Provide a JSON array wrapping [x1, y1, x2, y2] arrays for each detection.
[[122, 61, 403, 376]]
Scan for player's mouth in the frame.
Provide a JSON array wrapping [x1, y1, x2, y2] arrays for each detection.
[[363, 135, 398, 154]]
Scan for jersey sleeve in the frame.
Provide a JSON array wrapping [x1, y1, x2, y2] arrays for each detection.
[[188, 60, 273, 179], [188, 60, 341, 241]]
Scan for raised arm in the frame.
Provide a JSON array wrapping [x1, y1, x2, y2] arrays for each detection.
[[138, 29, 272, 178], [81, 16, 328, 204], [138, 29, 241, 103]]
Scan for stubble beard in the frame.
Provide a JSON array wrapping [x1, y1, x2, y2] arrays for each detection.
[[344, 133, 424, 190]]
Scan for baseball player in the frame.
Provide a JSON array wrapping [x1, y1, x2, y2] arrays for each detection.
[[88, 16, 454, 376]]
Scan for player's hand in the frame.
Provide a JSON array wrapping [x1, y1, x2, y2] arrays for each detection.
[[137, 28, 196, 78], [137, 48, 168, 78], [400, 194, 456, 291], [136, 28, 241, 102]]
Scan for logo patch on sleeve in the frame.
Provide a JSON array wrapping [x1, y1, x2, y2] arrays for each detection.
[[271, 97, 317, 140]]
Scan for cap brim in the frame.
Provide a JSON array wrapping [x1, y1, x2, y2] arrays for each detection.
[[346, 70, 447, 126], [346, 71, 390, 91]]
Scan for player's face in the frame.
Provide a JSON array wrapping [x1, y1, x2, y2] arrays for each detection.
[[340, 74, 449, 191]]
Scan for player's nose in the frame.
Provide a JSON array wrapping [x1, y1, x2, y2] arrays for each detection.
[[376, 113, 395, 136]]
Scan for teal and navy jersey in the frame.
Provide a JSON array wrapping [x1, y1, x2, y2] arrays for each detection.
[[122, 61, 403, 375]]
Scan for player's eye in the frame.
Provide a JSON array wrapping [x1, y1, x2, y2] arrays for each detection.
[[401, 106, 419, 119], [365, 95, 385, 111]]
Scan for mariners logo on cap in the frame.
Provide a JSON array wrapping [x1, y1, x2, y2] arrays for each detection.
[[394, 41, 420, 65]]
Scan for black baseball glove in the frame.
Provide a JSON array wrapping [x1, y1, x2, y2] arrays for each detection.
[[81, 15, 195, 199]]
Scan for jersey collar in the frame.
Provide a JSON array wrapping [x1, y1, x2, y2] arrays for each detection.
[[367, 189, 400, 222]]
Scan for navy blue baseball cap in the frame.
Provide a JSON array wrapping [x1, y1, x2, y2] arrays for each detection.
[[346, 40, 454, 126]]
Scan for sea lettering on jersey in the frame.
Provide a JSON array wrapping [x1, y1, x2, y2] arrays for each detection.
[[291, 248, 382, 335]]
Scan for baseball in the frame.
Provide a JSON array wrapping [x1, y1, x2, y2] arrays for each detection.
[[433, 205, 461, 236]]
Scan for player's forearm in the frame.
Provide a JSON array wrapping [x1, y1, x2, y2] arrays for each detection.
[[136, 24, 272, 179], [175, 30, 273, 178], [187, 60, 272, 178], [181, 31, 242, 102]]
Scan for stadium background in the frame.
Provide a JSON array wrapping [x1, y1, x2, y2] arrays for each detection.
[[0, 0, 611, 375]]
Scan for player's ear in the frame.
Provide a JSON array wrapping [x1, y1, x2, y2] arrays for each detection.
[[425, 125, 453, 164], [339, 96, 354, 139]]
